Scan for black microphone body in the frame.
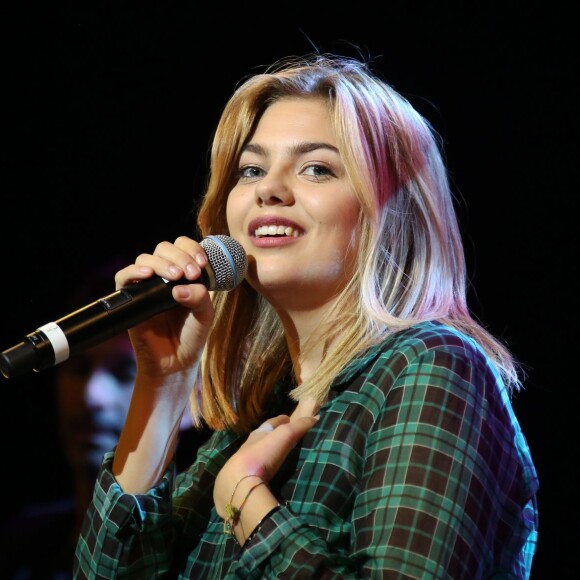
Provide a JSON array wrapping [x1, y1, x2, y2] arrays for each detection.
[[0, 235, 247, 379]]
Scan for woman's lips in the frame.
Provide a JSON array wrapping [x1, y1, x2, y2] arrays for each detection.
[[250, 234, 301, 248]]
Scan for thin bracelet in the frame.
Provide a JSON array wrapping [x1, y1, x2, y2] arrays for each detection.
[[224, 479, 265, 535], [229, 474, 261, 507], [242, 502, 284, 548], [223, 474, 261, 532]]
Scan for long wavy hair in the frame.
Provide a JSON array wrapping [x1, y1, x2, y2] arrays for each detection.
[[191, 53, 522, 432]]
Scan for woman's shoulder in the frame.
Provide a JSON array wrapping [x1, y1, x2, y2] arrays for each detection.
[[350, 321, 502, 407], [336, 320, 487, 388], [361, 320, 495, 387], [377, 320, 485, 360]]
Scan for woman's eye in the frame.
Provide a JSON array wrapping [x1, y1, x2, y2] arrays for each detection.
[[238, 165, 264, 180], [303, 164, 335, 180]]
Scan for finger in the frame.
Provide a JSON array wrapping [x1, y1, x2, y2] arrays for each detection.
[[114, 263, 155, 289], [174, 236, 208, 270], [248, 415, 289, 437], [258, 415, 318, 449], [290, 398, 320, 421], [289, 415, 319, 435], [149, 240, 206, 282]]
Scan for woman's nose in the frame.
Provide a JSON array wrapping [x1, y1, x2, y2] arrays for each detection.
[[254, 171, 294, 206]]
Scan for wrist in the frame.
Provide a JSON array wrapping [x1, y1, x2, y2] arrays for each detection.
[[232, 484, 280, 546]]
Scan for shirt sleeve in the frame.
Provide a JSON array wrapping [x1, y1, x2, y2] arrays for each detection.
[[73, 450, 179, 579], [351, 342, 538, 578]]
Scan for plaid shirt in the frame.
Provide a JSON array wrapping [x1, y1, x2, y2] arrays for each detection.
[[74, 321, 538, 579]]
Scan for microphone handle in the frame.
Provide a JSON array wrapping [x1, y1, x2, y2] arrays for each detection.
[[0, 270, 211, 378]]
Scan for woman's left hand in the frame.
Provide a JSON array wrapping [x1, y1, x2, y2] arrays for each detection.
[[214, 400, 319, 519]]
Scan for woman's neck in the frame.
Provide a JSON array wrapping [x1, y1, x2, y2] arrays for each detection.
[[279, 303, 337, 384]]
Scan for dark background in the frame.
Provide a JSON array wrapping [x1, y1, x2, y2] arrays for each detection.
[[1, 3, 576, 577]]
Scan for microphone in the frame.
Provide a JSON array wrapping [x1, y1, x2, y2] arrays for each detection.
[[0, 235, 247, 379]]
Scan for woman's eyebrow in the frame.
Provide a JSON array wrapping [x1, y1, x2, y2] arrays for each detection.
[[242, 141, 340, 156]]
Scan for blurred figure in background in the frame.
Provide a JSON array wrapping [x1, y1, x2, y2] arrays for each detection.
[[0, 258, 210, 579]]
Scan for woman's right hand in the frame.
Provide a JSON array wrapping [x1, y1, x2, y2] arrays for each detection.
[[114, 236, 215, 379]]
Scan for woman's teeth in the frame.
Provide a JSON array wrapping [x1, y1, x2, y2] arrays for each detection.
[[255, 225, 301, 237]]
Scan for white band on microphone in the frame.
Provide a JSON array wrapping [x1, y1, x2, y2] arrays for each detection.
[[38, 322, 70, 364]]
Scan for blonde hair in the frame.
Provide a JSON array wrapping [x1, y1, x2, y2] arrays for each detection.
[[192, 53, 522, 432]]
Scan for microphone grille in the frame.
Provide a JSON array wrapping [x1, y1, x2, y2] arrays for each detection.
[[200, 235, 248, 291]]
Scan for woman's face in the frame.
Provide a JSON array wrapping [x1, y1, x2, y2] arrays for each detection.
[[226, 97, 360, 310]]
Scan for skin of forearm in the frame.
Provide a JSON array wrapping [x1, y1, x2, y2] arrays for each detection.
[[113, 374, 192, 492]]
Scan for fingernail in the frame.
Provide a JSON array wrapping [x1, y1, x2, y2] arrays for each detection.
[[174, 286, 189, 299]]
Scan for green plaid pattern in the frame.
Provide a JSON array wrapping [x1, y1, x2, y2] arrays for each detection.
[[74, 321, 538, 578]]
